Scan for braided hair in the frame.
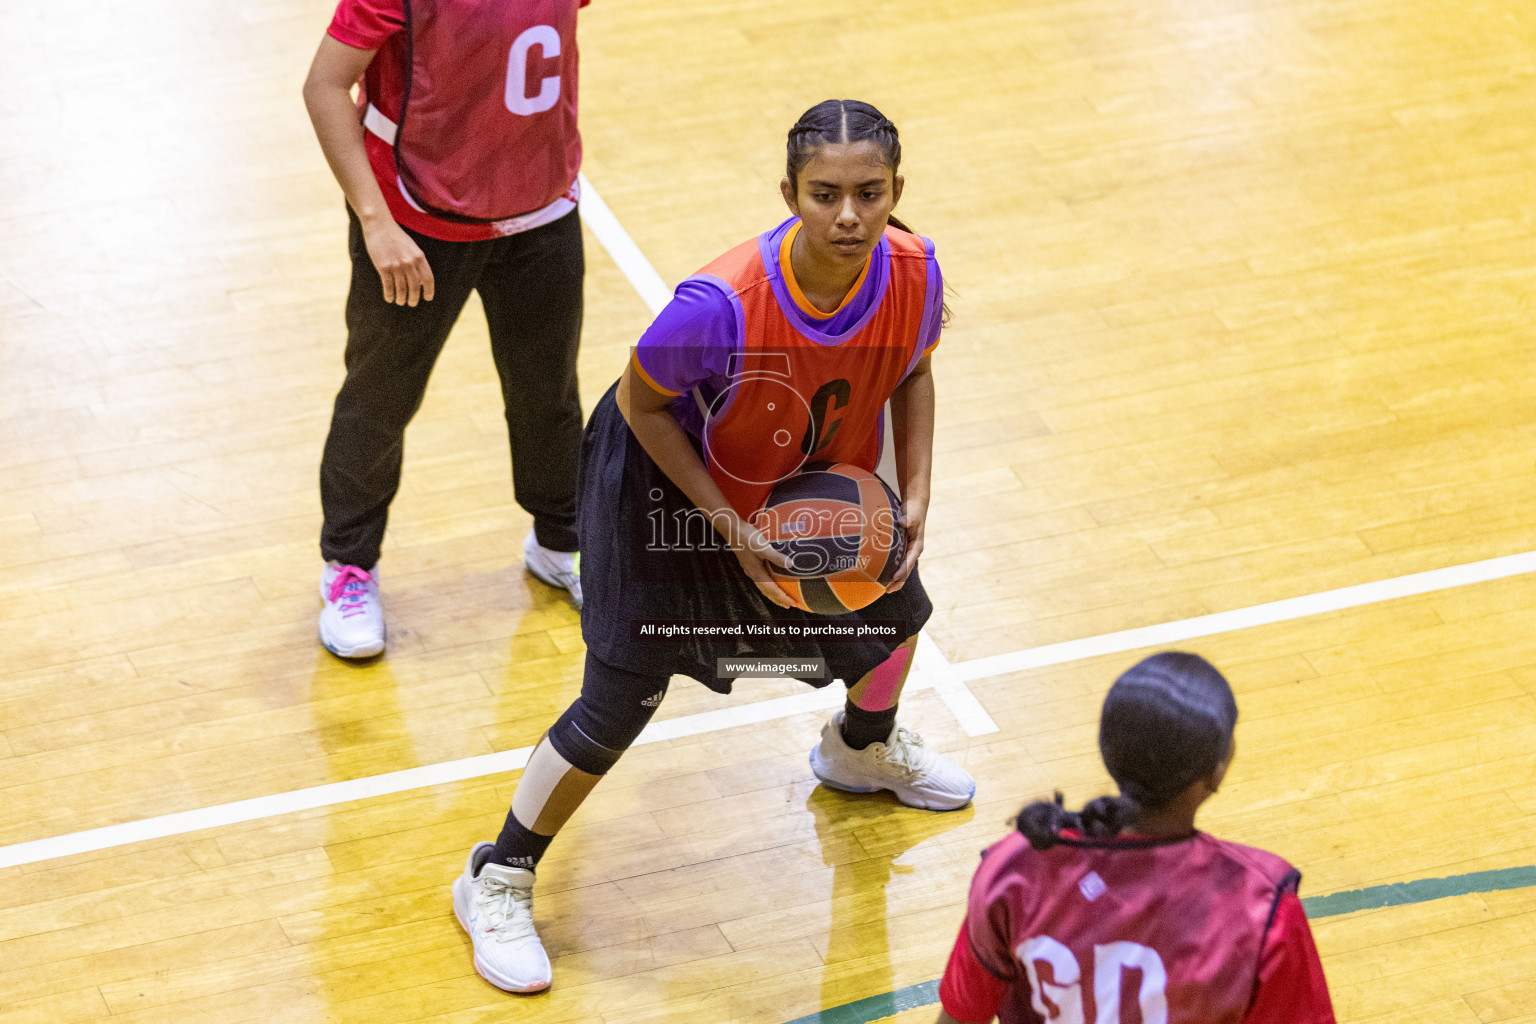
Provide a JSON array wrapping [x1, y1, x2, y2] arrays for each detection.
[[785, 99, 950, 322], [787, 100, 900, 176], [1016, 652, 1238, 850]]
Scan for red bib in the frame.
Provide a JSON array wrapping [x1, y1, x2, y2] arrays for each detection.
[[693, 226, 932, 519], [967, 831, 1300, 1024], [394, 0, 582, 222]]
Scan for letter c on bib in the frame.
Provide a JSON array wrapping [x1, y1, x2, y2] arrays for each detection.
[[506, 25, 561, 116]]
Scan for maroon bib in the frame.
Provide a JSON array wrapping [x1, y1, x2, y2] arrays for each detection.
[[395, 0, 582, 223], [966, 831, 1300, 1024]]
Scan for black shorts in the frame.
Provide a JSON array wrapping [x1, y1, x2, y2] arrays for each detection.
[[577, 383, 932, 694]]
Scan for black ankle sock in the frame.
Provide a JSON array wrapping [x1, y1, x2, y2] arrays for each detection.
[[492, 811, 553, 872], [841, 701, 898, 751]]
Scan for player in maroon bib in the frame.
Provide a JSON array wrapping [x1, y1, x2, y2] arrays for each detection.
[[391, 0, 582, 222], [303, 0, 591, 660], [937, 653, 1336, 1024]]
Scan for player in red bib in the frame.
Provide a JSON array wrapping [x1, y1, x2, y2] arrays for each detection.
[[937, 652, 1336, 1024], [303, 0, 589, 660], [449, 100, 974, 995]]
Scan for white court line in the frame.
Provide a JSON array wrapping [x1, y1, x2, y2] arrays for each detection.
[[917, 632, 1000, 736], [0, 678, 906, 870], [6, 548, 1536, 870], [577, 175, 994, 734], [577, 172, 672, 315], [951, 549, 1536, 682], [0, 749, 536, 872]]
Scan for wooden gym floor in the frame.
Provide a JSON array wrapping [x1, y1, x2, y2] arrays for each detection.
[[4, 0, 1536, 1020]]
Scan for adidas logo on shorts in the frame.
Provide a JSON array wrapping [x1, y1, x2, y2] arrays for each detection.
[[641, 690, 665, 708]]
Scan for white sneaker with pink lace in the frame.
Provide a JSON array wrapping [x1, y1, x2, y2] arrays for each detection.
[[319, 562, 385, 659]]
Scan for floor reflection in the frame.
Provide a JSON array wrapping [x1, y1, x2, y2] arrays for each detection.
[[807, 784, 974, 1019]]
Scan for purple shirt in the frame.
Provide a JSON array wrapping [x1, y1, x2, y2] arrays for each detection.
[[634, 217, 943, 438]]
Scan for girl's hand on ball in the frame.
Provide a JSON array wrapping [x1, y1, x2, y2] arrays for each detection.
[[887, 497, 926, 593], [734, 522, 795, 608]]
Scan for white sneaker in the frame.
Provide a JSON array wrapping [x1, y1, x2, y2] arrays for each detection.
[[809, 711, 975, 811], [452, 842, 552, 993], [523, 531, 582, 609], [318, 562, 384, 659]]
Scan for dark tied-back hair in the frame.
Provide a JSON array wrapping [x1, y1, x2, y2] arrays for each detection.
[[785, 98, 950, 324], [787, 99, 901, 198], [1016, 652, 1239, 850]]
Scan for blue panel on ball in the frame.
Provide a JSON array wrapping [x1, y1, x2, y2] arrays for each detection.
[[765, 468, 863, 508], [770, 534, 864, 577]]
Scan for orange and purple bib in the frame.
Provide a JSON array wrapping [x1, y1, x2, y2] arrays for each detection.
[[633, 217, 942, 518]]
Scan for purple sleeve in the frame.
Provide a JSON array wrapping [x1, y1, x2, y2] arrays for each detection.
[[633, 278, 741, 396], [918, 249, 943, 355], [897, 245, 943, 386]]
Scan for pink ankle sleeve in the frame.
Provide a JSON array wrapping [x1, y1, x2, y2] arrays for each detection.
[[854, 645, 912, 712]]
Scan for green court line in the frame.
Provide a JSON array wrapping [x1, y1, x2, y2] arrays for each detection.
[[782, 981, 940, 1024], [1298, 864, 1536, 917], [782, 865, 1536, 1024]]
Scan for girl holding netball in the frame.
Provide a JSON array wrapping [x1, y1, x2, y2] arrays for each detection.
[[451, 99, 974, 993], [936, 653, 1335, 1024]]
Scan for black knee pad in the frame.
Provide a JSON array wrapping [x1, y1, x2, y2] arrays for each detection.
[[546, 654, 669, 774], [547, 700, 626, 775]]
